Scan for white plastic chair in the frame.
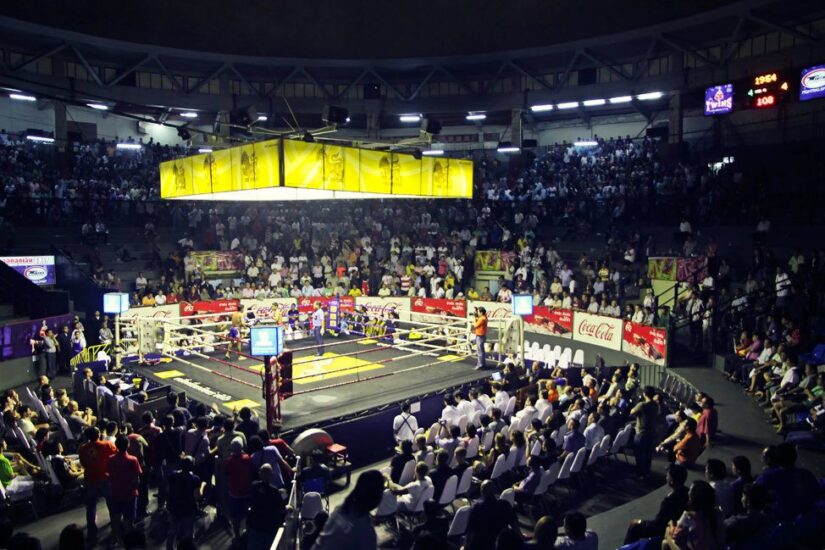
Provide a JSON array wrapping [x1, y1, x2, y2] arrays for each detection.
[[544, 461, 561, 490], [586, 446, 600, 468], [424, 451, 435, 468], [300, 492, 324, 522], [540, 344, 551, 362], [437, 475, 458, 506], [503, 396, 516, 417], [554, 424, 568, 447], [572, 349, 585, 367], [410, 485, 434, 513], [480, 431, 494, 452], [570, 448, 587, 475], [500, 424, 510, 441], [468, 411, 481, 428], [532, 467, 551, 498], [447, 505, 472, 537], [457, 415, 469, 435], [561, 347, 572, 364], [500, 488, 516, 507], [505, 449, 518, 472], [489, 454, 507, 482], [538, 406, 552, 423], [374, 490, 398, 519], [556, 452, 575, 483], [465, 437, 480, 460], [530, 440, 542, 457], [426, 422, 440, 446], [398, 460, 416, 486], [455, 467, 473, 499], [557, 357, 570, 371], [552, 345, 563, 364]]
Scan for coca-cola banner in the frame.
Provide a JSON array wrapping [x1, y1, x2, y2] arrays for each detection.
[[180, 299, 240, 317], [355, 296, 411, 322], [572, 311, 623, 351], [240, 298, 297, 322], [467, 300, 511, 322], [524, 307, 573, 338], [622, 321, 667, 365], [297, 296, 355, 313], [411, 297, 467, 318]]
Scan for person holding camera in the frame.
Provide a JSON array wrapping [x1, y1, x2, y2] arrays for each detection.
[[473, 307, 488, 370]]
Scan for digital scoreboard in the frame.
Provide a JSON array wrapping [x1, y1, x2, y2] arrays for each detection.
[[743, 71, 790, 109]]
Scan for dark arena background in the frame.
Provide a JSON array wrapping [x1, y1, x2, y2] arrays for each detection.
[[0, 1, 824, 549]]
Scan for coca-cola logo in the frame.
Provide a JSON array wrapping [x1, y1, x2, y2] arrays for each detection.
[[577, 320, 616, 341], [414, 298, 424, 307], [182, 303, 194, 313], [299, 298, 311, 306], [625, 321, 633, 332]]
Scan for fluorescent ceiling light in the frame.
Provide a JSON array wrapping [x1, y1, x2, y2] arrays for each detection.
[[556, 101, 579, 110], [466, 113, 486, 121], [636, 91, 664, 101], [198, 148, 213, 153], [422, 149, 444, 156], [257, 115, 268, 121], [574, 140, 599, 147], [26, 135, 54, 143], [180, 112, 198, 118], [609, 96, 633, 104], [582, 99, 606, 107], [87, 103, 109, 110], [530, 104, 554, 113], [116, 143, 142, 150], [497, 142, 520, 153], [399, 114, 421, 123], [10, 93, 36, 102]]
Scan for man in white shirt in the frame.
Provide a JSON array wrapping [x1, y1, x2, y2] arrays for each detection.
[[455, 393, 474, 420], [583, 413, 605, 451], [312, 303, 325, 355], [388, 462, 433, 512], [134, 273, 147, 292], [392, 402, 419, 443], [535, 391, 552, 417], [440, 396, 460, 428]]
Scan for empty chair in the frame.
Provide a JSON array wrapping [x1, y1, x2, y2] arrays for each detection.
[[300, 492, 324, 522], [447, 505, 472, 537], [398, 460, 416, 486], [561, 347, 572, 364], [455, 467, 473, 499], [465, 437, 480, 460], [572, 349, 584, 366], [499, 488, 516, 507], [541, 344, 552, 362], [544, 461, 562, 490], [557, 357, 570, 371], [489, 454, 507, 482], [457, 415, 469, 435], [500, 424, 510, 441], [468, 411, 482, 429], [374, 490, 398, 520], [503, 396, 516, 417], [480, 430, 494, 452], [570, 447, 587, 476], [552, 345, 563, 363], [437, 475, 459, 507], [424, 452, 435, 468], [532, 468, 553, 499], [426, 422, 440, 445], [530, 440, 542, 457], [556, 452, 575, 483], [505, 449, 518, 471], [554, 424, 568, 447], [586, 445, 601, 468]]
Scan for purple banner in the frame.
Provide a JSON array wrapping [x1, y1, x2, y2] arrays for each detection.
[[704, 84, 734, 116], [1, 314, 74, 361], [0, 256, 57, 286]]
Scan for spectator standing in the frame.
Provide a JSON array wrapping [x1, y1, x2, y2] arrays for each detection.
[[465, 480, 519, 550], [392, 401, 419, 443], [630, 386, 659, 478], [166, 456, 201, 550], [224, 438, 253, 539], [107, 435, 142, 545], [312, 470, 385, 550], [247, 464, 287, 550], [78, 427, 117, 543]]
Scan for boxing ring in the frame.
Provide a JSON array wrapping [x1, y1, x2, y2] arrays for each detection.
[[121, 307, 523, 432]]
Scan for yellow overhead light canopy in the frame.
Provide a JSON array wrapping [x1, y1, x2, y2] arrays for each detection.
[[160, 138, 472, 200]]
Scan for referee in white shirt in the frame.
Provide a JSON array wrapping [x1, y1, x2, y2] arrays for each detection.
[[312, 302, 325, 355], [392, 402, 419, 443]]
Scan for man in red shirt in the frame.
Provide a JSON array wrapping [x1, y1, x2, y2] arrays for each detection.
[[224, 438, 253, 539], [107, 435, 143, 545], [78, 426, 117, 542]]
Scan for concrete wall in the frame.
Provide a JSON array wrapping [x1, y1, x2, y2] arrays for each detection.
[[0, 356, 41, 391]]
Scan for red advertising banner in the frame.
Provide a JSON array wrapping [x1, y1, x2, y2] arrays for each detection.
[[622, 321, 667, 365], [572, 311, 623, 351], [524, 307, 573, 338], [411, 297, 467, 318], [180, 299, 240, 317], [297, 296, 355, 313]]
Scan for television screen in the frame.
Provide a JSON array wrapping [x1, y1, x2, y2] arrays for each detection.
[[800, 64, 825, 101], [704, 84, 734, 115], [250, 326, 283, 356], [512, 294, 534, 316]]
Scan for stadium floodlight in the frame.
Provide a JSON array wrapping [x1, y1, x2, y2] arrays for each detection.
[[257, 115, 268, 121], [582, 99, 606, 107], [400, 114, 421, 123], [609, 96, 633, 104], [26, 135, 54, 143], [87, 103, 109, 110], [556, 101, 579, 109], [180, 111, 198, 118], [116, 143, 142, 150], [10, 93, 36, 101], [636, 91, 664, 101], [530, 104, 554, 113], [574, 140, 599, 147], [422, 149, 445, 156], [497, 142, 520, 153], [466, 113, 486, 121], [198, 148, 213, 153]]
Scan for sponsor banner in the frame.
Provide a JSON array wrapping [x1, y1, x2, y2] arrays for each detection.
[[297, 296, 355, 313], [180, 299, 240, 317], [355, 296, 411, 322], [241, 298, 296, 322], [676, 256, 708, 282], [622, 321, 667, 366], [572, 311, 623, 351], [647, 257, 677, 281], [473, 250, 517, 272], [0, 255, 56, 286], [800, 64, 825, 102], [120, 304, 180, 320], [1, 314, 74, 361], [524, 307, 573, 338], [189, 250, 244, 276], [467, 300, 511, 322], [411, 297, 467, 319]]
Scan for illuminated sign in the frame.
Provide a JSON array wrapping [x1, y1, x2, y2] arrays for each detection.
[[704, 84, 734, 116], [250, 326, 283, 356], [0, 255, 56, 286], [512, 294, 534, 316], [800, 64, 825, 102], [745, 72, 789, 109]]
